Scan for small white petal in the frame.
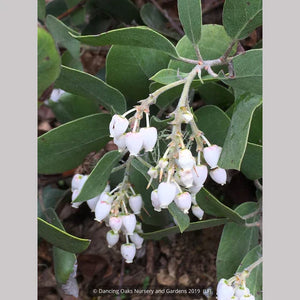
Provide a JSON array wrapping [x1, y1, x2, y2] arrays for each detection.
[[147, 167, 158, 179], [203, 145, 222, 168], [122, 214, 137, 235], [192, 165, 208, 186], [129, 232, 144, 249], [174, 192, 192, 214], [113, 134, 127, 151], [109, 216, 123, 233], [125, 132, 143, 156], [71, 174, 88, 192], [71, 191, 82, 209], [151, 189, 161, 212], [217, 279, 234, 300], [109, 115, 129, 138], [178, 169, 194, 188], [177, 149, 195, 170], [235, 287, 250, 298], [99, 192, 114, 204], [87, 195, 100, 212], [106, 230, 119, 248], [94, 201, 111, 222], [192, 205, 204, 220], [121, 243, 136, 263], [50, 89, 65, 102], [157, 182, 177, 209], [210, 168, 227, 185], [129, 194, 143, 214], [140, 127, 158, 152]]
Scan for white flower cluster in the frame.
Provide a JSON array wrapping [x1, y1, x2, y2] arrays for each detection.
[[217, 278, 255, 300], [70, 173, 144, 263]]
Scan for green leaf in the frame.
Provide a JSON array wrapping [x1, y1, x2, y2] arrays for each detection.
[[64, 0, 86, 26], [74, 151, 122, 202], [198, 82, 234, 110], [130, 158, 172, 227], [193, 105, 231, 146], [223, 0, 262, 40], [55, 66, 126, 114], [196, 188, 245, 224], [106, 45, 169, 107], [216, 202, 260, 280], [248, 104, 262, 145], [48, 92, 100, 124], [38, 27, 61, 98], [169, 25, 236, 72], [218, 93, 262, 170], [73, 26, 179, 58], [221, 49, 262, 95], [168, 202, 190, 233], [150, 116, 174, 131], [142, 218, 229, 240], [38, 186, 69, 218], [241, 142, 262, 180], [46, 0, 68, 18], [61, 50, 83, 70], [38, 0, 46, 22], [140, 3, 180, 40], [178, 0, 202, 45], [46, 15, 80, 59], [38, 216, 90, 253], [41, 208, 77, 284], [38, 113, 111, 174], [236, 245, 262, 300]]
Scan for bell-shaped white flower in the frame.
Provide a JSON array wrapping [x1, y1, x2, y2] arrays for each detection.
[[203, 145, 222, 168], [71, 174, 88, 192], [129, 194, 143, 214], [114, 134, 127, 151], [210, 167, 227, 185], [151, 189, 161, 212], [94, 201, 111, 222], [174, 192, 192, 214], [240, 295, 255, 300], [109, 216, 122, 233], [192, 165, 208, 186], [71, 191, 82, 209], [147, 167, 158, 179], [99, 191, 114, 204], [87, 195, 100, 212], [129, 232, 144, 249], [140, 127, 158, 152], [109, 114, 129, 138], [177, 149, 195, 170], [235, 287, 250, 298], [189, 184, 203, 195], [106, 230, 119, 248], [178, 169, 194, 188], [192, 205, 204, 220], [135, 222, 143, 234], [121, 243, 136, 263], [122, 214, 136, 235], [125, 132, 143, 156], [217, 279, 234, 300], [157, 182, 177, 209]]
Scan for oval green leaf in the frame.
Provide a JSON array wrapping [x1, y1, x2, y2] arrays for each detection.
[[241, 142, 262, 180], [55, 66, 127, 114], [73, 26, 179, 58], [38, 113, 111, 174]]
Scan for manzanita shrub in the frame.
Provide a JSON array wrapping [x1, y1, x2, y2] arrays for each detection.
[[38, 0, 262, 298]]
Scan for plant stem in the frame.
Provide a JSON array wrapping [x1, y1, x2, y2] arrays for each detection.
[[245, 257, 263, 273]]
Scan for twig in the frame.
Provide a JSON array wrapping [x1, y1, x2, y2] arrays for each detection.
[[150, 0, 184, 35], [220, 40, 238, 62], [57, 0, 88, 20], [254, 179, 263, 191]]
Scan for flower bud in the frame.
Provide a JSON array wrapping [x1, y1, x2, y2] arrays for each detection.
[[129, 232, 144, 249], [157, 182, 177, 209], [158, 158, 168, 169], [217, 279, 234, 300], [109, 216, 122, 233], [192, 205, 204, 220], [140, 127, 158, 152], [192, 165, 208, 186], [87, 195, 100, 212], [178, 169, 194, 188], [94, 201, 111, 222], [109, 114, 129, 138], [121, 243, 136, 263], [106, 230, 119, 248], [240, 295, 255, 300], [209, 167, 227, 185], [151, 189, 161, 212], [177, 149, 195, 170], [235, 287, 250, 298], [174, 192, 192, 214], [135, 222, 143, 234], [203, 145, 222, 168], [125, 132, 143, 156], [147, 167, 158, 179], [122, 214, 137, 235], [129, 194, 143, 214], [71, 174, 88, 191], [114, 134, 127, 151]]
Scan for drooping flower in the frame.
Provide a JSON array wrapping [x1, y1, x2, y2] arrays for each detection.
[[174, 192, 192, 214], [129, 194, 143, 214], [140, 127, 158, 152], [203, 145, 222, 168], [157, 182, 177, 208], [129, 232, 144, 249], [94, 201, 111, 222], [125, 132, 143, 156], [121, 243, 136, 263], [177, 149, 195, 170], [192, 205, 204, 220], [109, 114, 129, 138], [106, 230, 119, 248], [109, 216, 123, 233], [192, 165, 208, 186], [122, 214, 137, 235], [217, 279, 235, 300], [209, 167, 227, 185]]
